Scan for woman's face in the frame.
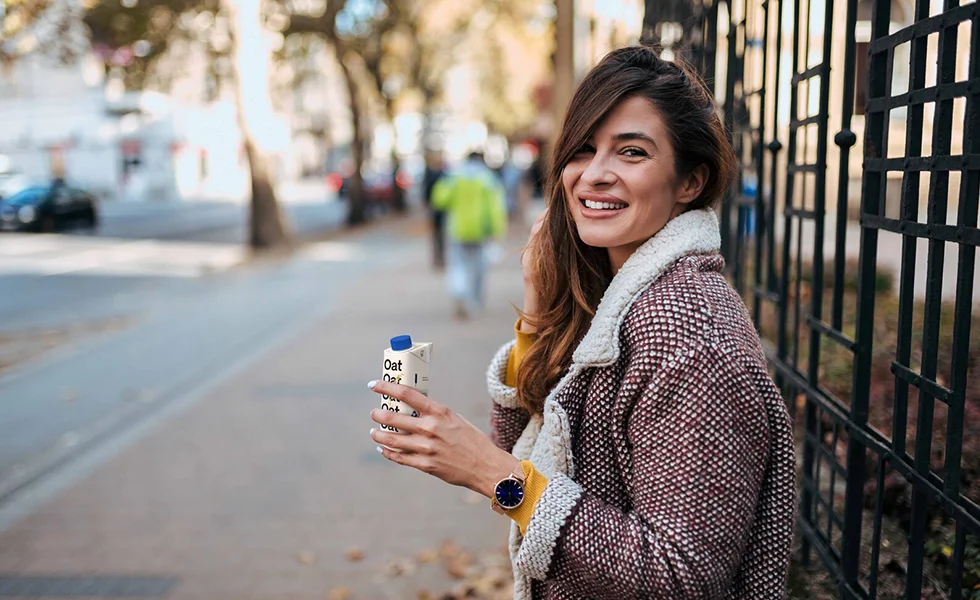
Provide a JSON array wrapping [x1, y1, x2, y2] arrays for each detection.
[[562, 96, 704, 271]]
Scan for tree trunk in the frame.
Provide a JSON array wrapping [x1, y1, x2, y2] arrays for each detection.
[[385, 98, 406, 213], [225, 0, 292, 250], [333, 45, 368, 226]]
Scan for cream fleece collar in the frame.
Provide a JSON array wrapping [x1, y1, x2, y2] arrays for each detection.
[[571, 208, 722, 367]]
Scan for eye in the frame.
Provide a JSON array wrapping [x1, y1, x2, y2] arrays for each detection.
[[622, 146, 648, 158], [574, 143, 596, 156]]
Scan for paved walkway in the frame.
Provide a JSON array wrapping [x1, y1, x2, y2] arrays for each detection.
[[0, 214, 530, 599]]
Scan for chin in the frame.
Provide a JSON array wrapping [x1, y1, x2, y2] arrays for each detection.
[[574, 222, 620, 249]]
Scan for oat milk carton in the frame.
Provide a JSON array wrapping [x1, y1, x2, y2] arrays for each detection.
[[380, 335, 432, 434]]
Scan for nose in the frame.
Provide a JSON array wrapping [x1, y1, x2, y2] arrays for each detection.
[[580, 153, 616, 187]]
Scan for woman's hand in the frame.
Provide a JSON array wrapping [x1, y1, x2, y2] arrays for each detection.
[[520, 210, 547, 333], [368, 380, 520, 498]]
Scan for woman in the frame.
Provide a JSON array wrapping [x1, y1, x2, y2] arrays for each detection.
[[368, 46, 796, 599]]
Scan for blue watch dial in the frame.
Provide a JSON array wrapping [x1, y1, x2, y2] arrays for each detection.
[[495, 477, 525, 509]]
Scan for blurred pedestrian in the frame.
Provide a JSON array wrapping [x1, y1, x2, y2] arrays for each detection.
[[431, 151, 507, 319], [500, 153, 524, 223], [422, 151, 447, 269], [369, 46, 795, 600]]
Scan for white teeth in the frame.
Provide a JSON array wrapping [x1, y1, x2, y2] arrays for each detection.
[[583, 199, 626, 210]]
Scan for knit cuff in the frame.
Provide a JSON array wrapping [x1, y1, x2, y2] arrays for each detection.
[[487, 339, 521, 409], [514, 472, 583, 580]]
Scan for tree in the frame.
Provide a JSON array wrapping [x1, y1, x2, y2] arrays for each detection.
[[282, 0, 372, 226], [83, 0, 292, 250], [1, 0, 88, 65], [224, 0, 292, 249]]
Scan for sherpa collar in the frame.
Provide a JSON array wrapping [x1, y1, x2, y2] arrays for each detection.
[[571, 208, 721, 367]]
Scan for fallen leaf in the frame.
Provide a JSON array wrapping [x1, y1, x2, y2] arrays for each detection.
[[327, 587, 351, 600], [383, 558, 416, 577], [346, 547, 364, 562], [297, 550, 317, 565]]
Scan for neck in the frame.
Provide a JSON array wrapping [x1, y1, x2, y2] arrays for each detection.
[[607, 204, 690, 274]]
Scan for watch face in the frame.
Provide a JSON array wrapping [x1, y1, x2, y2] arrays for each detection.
[[495, 478, 525, 509]]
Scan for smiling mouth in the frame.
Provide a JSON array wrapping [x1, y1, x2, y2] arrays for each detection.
[[581, 198, 628, 211]]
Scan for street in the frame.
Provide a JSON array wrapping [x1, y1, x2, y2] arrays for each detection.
[[0, 210, 526, 598], [92, 181, 347, 244]]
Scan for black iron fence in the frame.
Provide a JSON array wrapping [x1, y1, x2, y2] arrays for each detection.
[[690, 0, 980, 596]]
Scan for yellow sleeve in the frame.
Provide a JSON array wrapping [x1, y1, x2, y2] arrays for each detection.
[[506, 460, 549, 535], [505, 319, 538, 387]]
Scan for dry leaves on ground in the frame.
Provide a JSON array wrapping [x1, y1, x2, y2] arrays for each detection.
[[345, 547, 365, 562]]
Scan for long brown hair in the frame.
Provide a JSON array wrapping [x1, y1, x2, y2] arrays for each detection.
[[516, 46, 737, 415]]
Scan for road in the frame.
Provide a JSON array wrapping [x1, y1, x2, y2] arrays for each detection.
[[92, 180, 347, 243], [0, 213, 525, 598]]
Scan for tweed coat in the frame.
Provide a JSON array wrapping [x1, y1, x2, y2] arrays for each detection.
[[486, 209, 797, 600]]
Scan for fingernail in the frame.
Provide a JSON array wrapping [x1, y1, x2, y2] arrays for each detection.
[[367, 380, 377, 389], [370, 427, 376, 436], [376, 446, 383, 454]]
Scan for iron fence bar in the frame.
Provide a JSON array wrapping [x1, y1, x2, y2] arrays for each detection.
[[805, 0, 836, 559], [777, 0, 804, 556], [785, 206, 819, 219], [901, 0, 936, 590], [751, 0, 772, 324], [763, 0, 784, 302], [793, 214, 804, 365], [865, 80, 975, 111], [864, 154, 980, 171], [831, 0, 860, 333], [721, 0, 740, 269], [843, 0, 892, 587], [889, 362, 954, 403], [826, 421, 842, 547], [806, 315, 857, 351], [867, 2, 979, 52], [868, 455, 889, 600], [703, 0, 719, 88], [861, 215, 980, 245], [791, 63, 824, 83], [797, 517, 867, 600], [789, 115, 823, 128], [945, 6, 980, 503], [804, 431, 850, 476], [787, 163, 820, 173]]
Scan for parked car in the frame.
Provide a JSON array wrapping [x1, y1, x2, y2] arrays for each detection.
[[0, 182, 99, 233], [327, 165, 413, 211]]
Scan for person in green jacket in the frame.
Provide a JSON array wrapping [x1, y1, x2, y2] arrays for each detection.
[[432, 151, 508, 318]]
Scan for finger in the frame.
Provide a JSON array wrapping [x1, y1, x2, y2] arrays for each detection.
[[368, 380, 445, 415], [371, 407, 424, 434], [370, 427, 432, 454], [378, 444, 431, 472]]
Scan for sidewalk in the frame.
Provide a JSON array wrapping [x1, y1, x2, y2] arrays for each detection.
[[0, 214, 530, 599]]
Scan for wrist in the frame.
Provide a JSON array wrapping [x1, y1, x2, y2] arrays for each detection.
[[478, 450, 521, 499]]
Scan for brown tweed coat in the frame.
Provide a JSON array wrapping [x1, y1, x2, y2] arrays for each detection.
[[486, 209, 797, 600]]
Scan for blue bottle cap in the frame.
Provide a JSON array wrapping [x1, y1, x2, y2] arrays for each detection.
[[390, 335, 413, 351]]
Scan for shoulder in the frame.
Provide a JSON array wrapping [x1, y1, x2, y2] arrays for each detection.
[[621, 254, 765, 366]]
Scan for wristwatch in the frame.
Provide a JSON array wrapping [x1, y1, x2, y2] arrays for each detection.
[[490, 461, 527, 514]]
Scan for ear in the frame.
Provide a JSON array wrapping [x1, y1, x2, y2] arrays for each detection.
[[677, 164, 710, 205]]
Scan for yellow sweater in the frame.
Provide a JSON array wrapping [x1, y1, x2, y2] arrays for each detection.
[[503, 320, 547, 535]]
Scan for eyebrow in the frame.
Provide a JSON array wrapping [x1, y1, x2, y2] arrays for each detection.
[[613, 132, 659, 150]]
